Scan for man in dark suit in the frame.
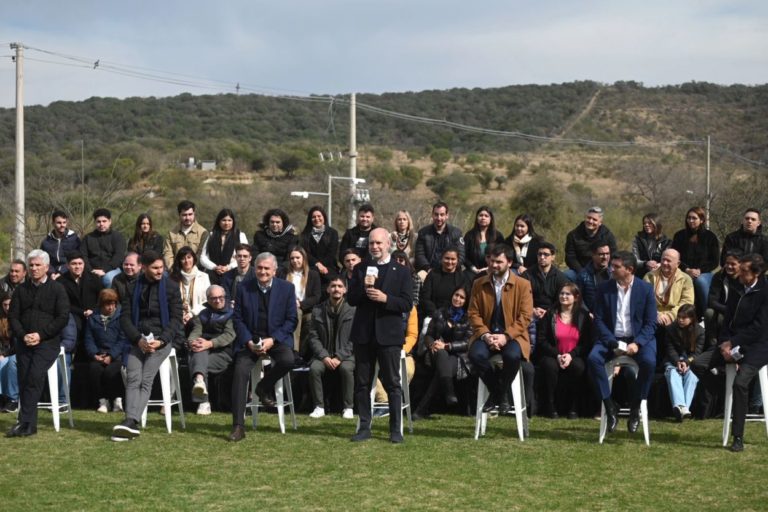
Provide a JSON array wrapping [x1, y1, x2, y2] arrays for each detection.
[[587, 251, 657, 435], [228, 252, 298, 442], [348, 228, 413, 443]]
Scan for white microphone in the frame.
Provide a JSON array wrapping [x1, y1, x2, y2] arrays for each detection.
[[365, 266, 379, 288]]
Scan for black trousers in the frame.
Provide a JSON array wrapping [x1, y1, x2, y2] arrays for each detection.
[[88, 359, 125, 402], [231, 343, 295, 427], [731, 363, 761, 438], [16, 341, 60, 427], [538, 354, 586, 411], [354, 342, 402, 434]]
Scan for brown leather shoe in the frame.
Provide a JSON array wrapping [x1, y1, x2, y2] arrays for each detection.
[[228, 425, 245, 442]]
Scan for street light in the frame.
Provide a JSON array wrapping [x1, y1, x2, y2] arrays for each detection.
[[290, 175, 366, 228]]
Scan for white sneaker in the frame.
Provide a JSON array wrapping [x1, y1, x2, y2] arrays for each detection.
[[112, 397, 124, 413], [197, 402, 212, 415], [97, 398, 109, 414], [342, 408, 354, 419], [192, 378, 208, 399], [681, 406, 692, 418], [309, 406, 326, 418]]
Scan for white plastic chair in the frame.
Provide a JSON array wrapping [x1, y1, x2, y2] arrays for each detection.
[[721, 364, 768, 446], [474, 367, 527, 441], [141, 348, 185, 433], [35, 347, 74, 432], [358, 349, 413, 436], [598, 355, 649, 445], [248, 357, 297, 434]]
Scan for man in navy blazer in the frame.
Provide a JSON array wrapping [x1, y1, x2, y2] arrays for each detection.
[[348, 228, 413, 443], [587, 251, 657, 435], [228, 252, 297, 442]]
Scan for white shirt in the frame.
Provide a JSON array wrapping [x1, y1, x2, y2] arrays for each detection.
[[614, 279, 634, 338], [492, 270, 510, 305]]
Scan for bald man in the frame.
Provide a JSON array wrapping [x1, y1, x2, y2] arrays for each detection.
[[643, 249, 695, 326]]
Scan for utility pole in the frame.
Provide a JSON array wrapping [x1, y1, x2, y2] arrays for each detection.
[[81, 139, 86, 230], [705, 135, 711, 229], [11, 43, 25, 260], [348, 93, 358, 229]]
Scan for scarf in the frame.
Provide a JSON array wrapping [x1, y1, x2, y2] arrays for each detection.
[[131, 274, 169, 328], [395, 231, 410, 250], [512, 234, 532, 264], [448, 306, 466, 324], [208, 229, 239, 265], [311, 226, 325, 243], [266, 224, 294, 239], [653, 269, 677, 306]]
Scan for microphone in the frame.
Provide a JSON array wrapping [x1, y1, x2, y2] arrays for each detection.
[[365, 266, 379, 288]]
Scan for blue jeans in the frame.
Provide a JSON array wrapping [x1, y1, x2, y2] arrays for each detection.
[[588, 342, 656, 401], [664, 363, 699, 409], [57, 352, 73, 404], [563, 269, 579, 282], [692, 272, 713, 318], [0, 354, 19, 401], [101, 268, 122, 288]]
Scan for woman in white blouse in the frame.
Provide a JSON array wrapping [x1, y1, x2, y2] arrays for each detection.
[[170, 246, 211, 331]]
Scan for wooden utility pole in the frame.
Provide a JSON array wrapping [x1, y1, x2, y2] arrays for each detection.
[[348, 93, 357, 228], [11, 43, 25, 260]]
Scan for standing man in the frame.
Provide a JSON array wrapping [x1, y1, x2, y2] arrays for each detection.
[[587, 251, 657, 435], [40, 210, 81, 279], [414, 201, 465, 275], [229, 253, 297, 442], [564, 206, 618, 281], [111, 252, 142, 302], [720, 208, 768, 265], [468, 244, 533, 414], [306, 276, 356, 419], [339, 204, 377, 263], [163, 199, 209, 270], [187, 285, 235, 416], [111, 250, 183, 441], [0, 259, 26, 295], [710, 254, 768, 452], [82, 208, 127, 288], [348, 228, 413, 443], [221, 243, 255, 306], [7, 250, 70, 437]]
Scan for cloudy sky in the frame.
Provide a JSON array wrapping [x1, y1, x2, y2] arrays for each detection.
[[1, 0, 766, 107]]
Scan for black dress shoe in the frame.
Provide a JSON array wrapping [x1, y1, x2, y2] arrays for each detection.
[[6, 422, 35, 438], [445, 393, 459, 406], [255, 384, 277, 408], [350, 429, 371, 442], [390, 432, 404, 444], [228, 425, 245, 442], [730, 436, 744, 452], [627, 408, 640, 433], [498, 400, 512, 415], [567, 411, 578, 420], [604, 400, 618, 433], [482, 397, 498, 413]]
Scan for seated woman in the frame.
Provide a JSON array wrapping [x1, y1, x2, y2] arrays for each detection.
[[664, 304, 704, 421], [412, 285, 471, 419], [536, 282, 593, 419], [170, 246, 211, 332], [252, 208, 297, 269], [632, 213, 671, 278], [127, 213, 165, 256], [0, 291, 18, 413], [199, 208, 248, 285], [419, 247, 473, 320], [84, 288, 129, 413], [299, 206, 339, 289], [392, 250, 422, 308], [278, 246, 322, 356], [389, 210, 417, 262], [464, 206, 504, 274], [505, 213, 543, 275], [672, 206, 719, 319]]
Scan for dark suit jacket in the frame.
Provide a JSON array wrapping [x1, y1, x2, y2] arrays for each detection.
[[594, 277, 657, 348], [233, 277, 297, 352], [347, 258, 413, 346], [720, 276, 768, 367]]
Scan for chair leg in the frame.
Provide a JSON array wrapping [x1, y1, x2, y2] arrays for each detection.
[[474, 379, 487, 440], [759, 366, 768, 439], [641, 400, 650, 446], [723, 365, 736, 446], [401, 355, 413, 434], [285, 375, 297, 430], [275, 377, 286, 434], [511, 370, 525, 442], [48, 362, 60, 432], [250, 360, 264, 430], [60, 351, 74, 428], [170, 352, 185, 430], [159, 358, 173, 433]]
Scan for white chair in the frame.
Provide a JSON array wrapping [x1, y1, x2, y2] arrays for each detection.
[[358, 349, 413, 436], [35, 347, 74, 432], [598, 355, 649, 445], [248, 357, 297, 434], [474, 368, 527, 441], [721, 363, 768, 446], [141, 348, 185, 433]]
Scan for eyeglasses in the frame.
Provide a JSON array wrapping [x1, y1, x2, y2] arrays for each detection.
[[208, 296, 226, 301]]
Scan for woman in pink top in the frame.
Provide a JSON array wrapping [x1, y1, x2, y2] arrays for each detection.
[[536, 282, 593, 419]]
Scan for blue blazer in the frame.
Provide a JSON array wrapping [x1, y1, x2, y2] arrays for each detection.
[[233, 277, 298, 352], [594, 277, 657, 348], [347, 258, 413, 346]]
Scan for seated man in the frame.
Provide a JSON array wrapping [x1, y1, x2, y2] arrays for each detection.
[[576, 241, 612, 313], [468, 244, 533, 414], [0, 259, 26, 295], [306, 276, 356, 419], [414, 201, 466, 275], [564, 206, 618, 282], [59, 250, 103, 337], [7, 250, 70, 437], [112, 250, 183, 441], [587, 251, 657, 435], [111, 252, 142, 303], [40, 210, 81, 279], [187, 285, 236, 415], [720, 208, 768, 265], [221, 243, 255, 307], [522, 241, 568, 324], [705, 249, 744, 348], [229, 252, 297, 442], [82, 208, 127, 288]]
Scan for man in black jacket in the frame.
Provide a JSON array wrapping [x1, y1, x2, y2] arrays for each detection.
[[339, 204, 377, 263], [111, 252, 142, 303], [414, 201, 465, 274], [40, 210, 81, 279], [59, 251, 103, 337], [307, 277, 356, 419], [111, 250, 183, 441], [522, 242, 569, 323], [720, 208, 768, 266], [348, 228, 413, 443], [0, 259, 26, 295], [82, 208, 127, 288], [564, 206, 618, 281], [7, 250, 70, 437]]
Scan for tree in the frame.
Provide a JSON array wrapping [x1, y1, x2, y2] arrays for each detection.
[[475, 167, 495, 192], [393, 165, 423, 191], [511, 176, 566, 230], [430, 148, 452, 174], [426, 171, 477, 205], [368, 163, 397, 189], [494, 175, 508, 190], [277, 154, 303, 179]]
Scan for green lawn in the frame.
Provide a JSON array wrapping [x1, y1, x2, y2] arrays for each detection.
[[1, 410, 766, 511]]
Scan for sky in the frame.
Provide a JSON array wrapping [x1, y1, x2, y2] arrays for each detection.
[[1, 0, 767, 108]]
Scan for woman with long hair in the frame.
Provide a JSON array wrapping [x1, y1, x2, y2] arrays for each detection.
[[672, 206, 720, 318], [0, 291, 18, 412], [419, 247, 472, 319], [278, 246, 322, 355], [392, 249, 422, 308], [171, 246, 211, 329], [128, 213, 164, 256], [663, 304, 704, 421], [464, 206, 504, 274], [536, 282, 593, 418], [253, 208, 297, 268], [200, 208, 248, 285], [389, 210, 417, 261], [505, 213, 543, 274], [299, 206, 339, 286], [632, 213, 671, 278]]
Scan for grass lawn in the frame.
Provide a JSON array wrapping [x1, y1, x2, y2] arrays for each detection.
[[1, 409, 766, 511]]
